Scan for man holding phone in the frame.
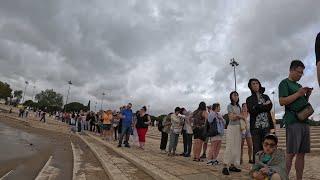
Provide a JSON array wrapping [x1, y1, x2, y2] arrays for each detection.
[[278, 60, 313, 180], [316, 32, 320, 86]]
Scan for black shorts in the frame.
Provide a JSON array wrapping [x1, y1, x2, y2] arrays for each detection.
[[101, 124, 112, 131], [193, 127, 206, 141]]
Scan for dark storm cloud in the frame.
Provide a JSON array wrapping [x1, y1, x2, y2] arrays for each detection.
[[0, 0, 319, 116]]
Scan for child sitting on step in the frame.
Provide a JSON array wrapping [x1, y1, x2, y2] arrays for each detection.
[[250, 134, 287, 180]]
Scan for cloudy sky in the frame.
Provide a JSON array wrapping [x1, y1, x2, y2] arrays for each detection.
[[0, 0, 319, 117]]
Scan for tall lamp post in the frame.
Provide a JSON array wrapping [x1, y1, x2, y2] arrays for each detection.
[[271, 91, 276, 119], [32, 86, 36, 101], [65, 80, 72, 111], [22, 81, 29, 103], [230, 58, 239, 92], [101, 92, 105, 111]]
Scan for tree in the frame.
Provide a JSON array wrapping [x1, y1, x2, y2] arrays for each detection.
[[64, 102, 86, 112], [23, 100, 36, 107], [12, 90, 23, 105], [87, 100, 91, 111], [14, 90, 23, 99], [35, 89, 63, 111], [0, 81, 12, 100]]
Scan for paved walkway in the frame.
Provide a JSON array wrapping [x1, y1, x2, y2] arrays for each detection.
[[1, 104, 319, 180]]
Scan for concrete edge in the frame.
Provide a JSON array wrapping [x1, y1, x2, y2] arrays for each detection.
[[34, 155, 53, 180], [0, 170, 13, 180], [70, 142, 77, 180], [87, 133, 181, 180], [77, 134, 129, 180]]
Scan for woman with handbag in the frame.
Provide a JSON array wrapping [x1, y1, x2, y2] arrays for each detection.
[[192, 102, 208, 162], [168, 107, 183, 156], [160, 113, 172, 153], [206, 103, 225, 166], [222, 91, 243, 175]]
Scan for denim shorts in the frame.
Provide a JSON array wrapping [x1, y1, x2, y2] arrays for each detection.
[[242, 129, 252, 139]]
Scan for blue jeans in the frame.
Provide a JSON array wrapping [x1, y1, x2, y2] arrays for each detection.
[[118, 125, 132, 145], [168, 132, 179, 153]]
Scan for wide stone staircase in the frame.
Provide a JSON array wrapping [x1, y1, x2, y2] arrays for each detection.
[[147, 125, 320, 153]]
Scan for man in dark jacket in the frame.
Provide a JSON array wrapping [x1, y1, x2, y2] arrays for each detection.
[[246, 78, 275, 163]]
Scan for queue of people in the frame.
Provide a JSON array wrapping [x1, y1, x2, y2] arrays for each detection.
[[23, 55, 317, 180], [156, 59, 318, 180]]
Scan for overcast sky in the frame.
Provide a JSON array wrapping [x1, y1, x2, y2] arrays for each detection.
[[0, 0, 319, 117]]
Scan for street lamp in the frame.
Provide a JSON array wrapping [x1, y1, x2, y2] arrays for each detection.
[[230, 58, 239, 91], [271, 91, 276, 119], [22, 81, 29, 103], [65, 80, 72, 110], [101, 92, 105, 111], [32, 86, 36, 101]]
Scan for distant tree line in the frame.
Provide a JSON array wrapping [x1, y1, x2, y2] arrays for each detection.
[[0, 80, 89, 113]]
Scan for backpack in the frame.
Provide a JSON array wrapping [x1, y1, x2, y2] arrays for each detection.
[[158, 119, 164, 132], [206, 117, 219, 137], [162, 115, 172, 134]]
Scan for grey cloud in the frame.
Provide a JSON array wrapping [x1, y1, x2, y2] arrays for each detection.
[[0, 0, 320, 116]]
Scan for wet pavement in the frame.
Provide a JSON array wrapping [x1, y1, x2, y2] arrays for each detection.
[[0, 122, 40, 161], [0, 112, 108, 180]]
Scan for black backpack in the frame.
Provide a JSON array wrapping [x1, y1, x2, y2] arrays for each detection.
[[158, 119, 164, 132], [205, 118, 219, 137]]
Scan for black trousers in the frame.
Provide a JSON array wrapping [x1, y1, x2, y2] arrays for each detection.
[[251, 128, 269, 162], [160, 132, 168, 150], [182, 130, 193, 156], [90, 123, 95, 131], [114, 126, 118, 140], [40, 116, 46, 123], [96, 124, 101, 133]]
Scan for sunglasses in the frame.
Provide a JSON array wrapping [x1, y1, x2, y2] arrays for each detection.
[[263, 142, 276, 148]]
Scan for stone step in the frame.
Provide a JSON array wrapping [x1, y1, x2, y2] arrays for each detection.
[[276, 131, 320, 134], [147, 135, 320, 149], [147, 134, 320, 142], [86, 133, 181, 180], [277, 136, 320, 140]]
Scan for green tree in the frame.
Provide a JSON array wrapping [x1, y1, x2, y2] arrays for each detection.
[[64, 102, 87, 112], [23, 100, 35, 107], [35, 89, 63, 111], [14, 90, 23, 99], [0, 81, 12, 99]]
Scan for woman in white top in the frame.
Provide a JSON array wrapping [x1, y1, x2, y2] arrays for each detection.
[[240, 103, 254, 164], [222, 91, 244, 175]]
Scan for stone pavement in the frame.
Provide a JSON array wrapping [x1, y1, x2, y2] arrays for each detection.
[[146, 126, 320, 180], [2, 104, 319, 180], [85, 131, 251, 180], [84, 126, 320, 180]]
